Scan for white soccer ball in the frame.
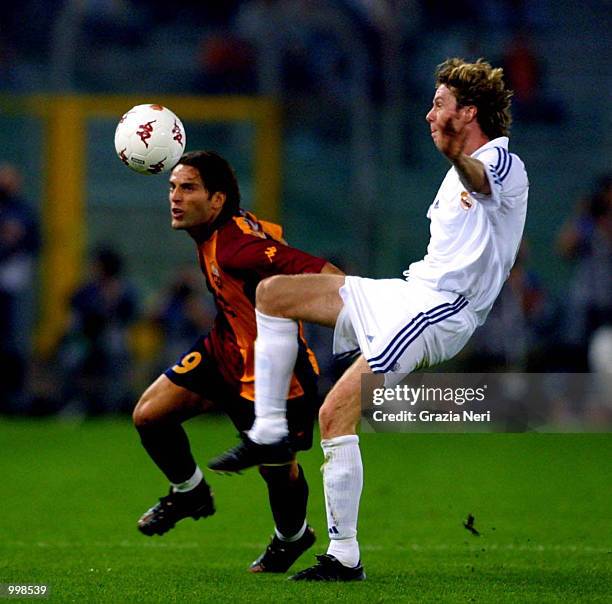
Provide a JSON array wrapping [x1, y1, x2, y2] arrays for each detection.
[[114, 104, 186, 175]]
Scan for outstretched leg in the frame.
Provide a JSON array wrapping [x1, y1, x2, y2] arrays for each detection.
[[249, 273, 345, 444], [208, 274, 344, 471]]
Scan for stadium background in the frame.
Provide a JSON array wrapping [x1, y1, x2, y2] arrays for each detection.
[[0, 0, 610, 391], [0, 1, 610, 601]]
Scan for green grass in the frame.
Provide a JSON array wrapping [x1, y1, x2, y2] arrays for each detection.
[[0, 417, 610, 603]]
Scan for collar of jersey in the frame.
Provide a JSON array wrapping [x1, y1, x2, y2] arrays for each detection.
[[471, 136, 509, 158]]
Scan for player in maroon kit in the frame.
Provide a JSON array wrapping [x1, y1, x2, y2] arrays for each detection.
[[132, 151, 342, 573]]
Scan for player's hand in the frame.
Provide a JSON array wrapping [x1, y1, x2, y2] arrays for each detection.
[[435, 115, 468, 161]]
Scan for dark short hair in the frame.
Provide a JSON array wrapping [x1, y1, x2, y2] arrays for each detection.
[[435, 58, 513, 139], [177, 151, 241, 219]]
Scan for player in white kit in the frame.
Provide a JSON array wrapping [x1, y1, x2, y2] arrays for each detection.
[[209, 58, 529, 580]]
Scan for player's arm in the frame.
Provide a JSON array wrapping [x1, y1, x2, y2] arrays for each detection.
[[220, 224, 343, 277], [238, 239, 341, 277], [436, 116, 491, 195], [449, 154, 491, 196]]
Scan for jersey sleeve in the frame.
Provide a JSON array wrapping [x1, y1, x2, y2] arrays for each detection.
[[218, 220, 327, 277], [472, 146, 528, 209]]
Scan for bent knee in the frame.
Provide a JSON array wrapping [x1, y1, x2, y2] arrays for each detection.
[[255, 275, 290, 315], [319, 396, 360, 439], [319, 401, 347, 438], [318, 403, 335, 436], [133, 375, 201, 429], [132, 393, 155, 428], [132, 388, 169, 428]]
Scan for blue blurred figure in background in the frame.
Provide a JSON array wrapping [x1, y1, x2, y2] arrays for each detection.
[[0, 164, 40, 412], [57, 245, 140, 416], [557, 175, 612, 370]]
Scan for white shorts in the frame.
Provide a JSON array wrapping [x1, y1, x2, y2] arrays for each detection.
[[333, 276, 478, 387]]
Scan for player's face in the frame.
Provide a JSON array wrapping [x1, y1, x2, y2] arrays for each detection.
[[426, 85, 460, 144], [169, 164, 222, 230]]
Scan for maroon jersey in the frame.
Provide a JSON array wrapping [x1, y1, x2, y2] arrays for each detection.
[[196, 210, 326, 400]]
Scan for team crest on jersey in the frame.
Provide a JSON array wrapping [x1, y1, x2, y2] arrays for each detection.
[[235, 214, 266, 238], [209, 261, 222, 289], [460, 191, 474, 211]]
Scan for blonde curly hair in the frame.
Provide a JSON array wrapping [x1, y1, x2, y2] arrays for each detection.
[[435, 58, 513, 139]]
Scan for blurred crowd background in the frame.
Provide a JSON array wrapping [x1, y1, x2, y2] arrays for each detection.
[[0, 0, 610, 422]]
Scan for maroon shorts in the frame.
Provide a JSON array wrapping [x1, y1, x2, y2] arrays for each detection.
[[164, 335, 320, 451]]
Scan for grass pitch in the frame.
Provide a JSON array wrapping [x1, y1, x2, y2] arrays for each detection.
[[0, 416, 610, 603]]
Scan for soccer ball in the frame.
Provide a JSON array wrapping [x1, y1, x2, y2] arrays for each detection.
[[114, 104, 186, 175]]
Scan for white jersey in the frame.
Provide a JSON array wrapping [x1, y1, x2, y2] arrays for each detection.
[[406, 136, 528, 326]]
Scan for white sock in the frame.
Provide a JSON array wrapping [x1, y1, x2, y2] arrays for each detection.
[[275, 520, 307, 542], [327, 537, 360, 568], [248, 310, 298, 444], [171, 466, 203, 493], [321, 435, 362, 567]]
